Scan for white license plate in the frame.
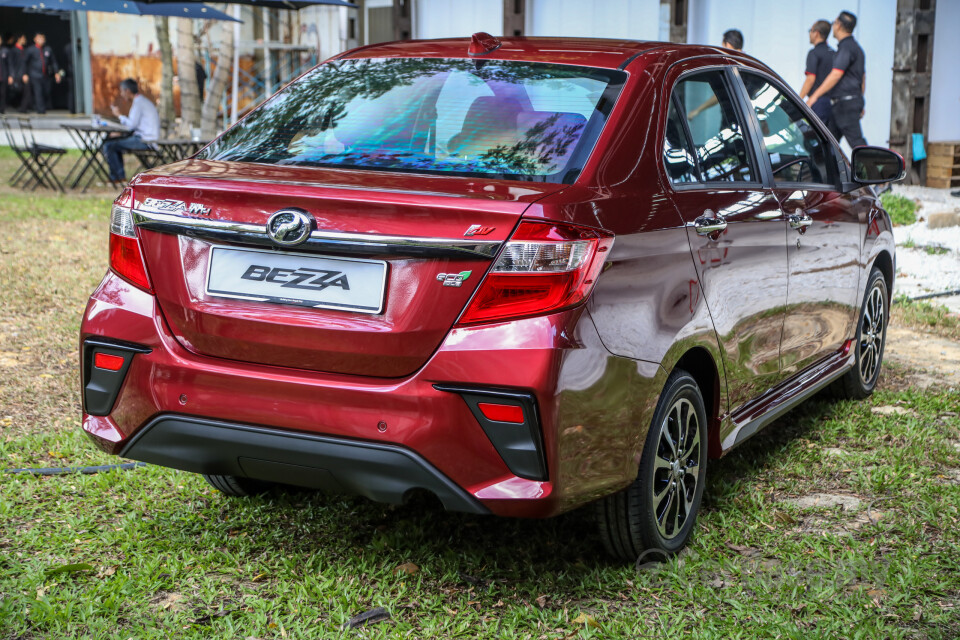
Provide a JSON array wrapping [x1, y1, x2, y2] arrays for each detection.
[[206, 246, 387, 314]]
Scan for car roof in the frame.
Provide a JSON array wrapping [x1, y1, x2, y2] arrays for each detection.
[[336, 36, 757, 70]]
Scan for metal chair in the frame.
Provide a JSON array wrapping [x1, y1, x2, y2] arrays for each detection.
[[129, 117, 174, 171], [2, 116, 51, 191], [19, 118, 67, 192], [131, 142, 165, 171]]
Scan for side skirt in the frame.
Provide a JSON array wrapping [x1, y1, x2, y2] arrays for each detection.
[[720, 344, 855, 451]]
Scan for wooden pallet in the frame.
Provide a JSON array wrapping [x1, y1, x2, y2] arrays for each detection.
[[927, 142, 960, 189]]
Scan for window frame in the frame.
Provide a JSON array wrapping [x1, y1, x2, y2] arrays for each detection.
[[731, 67, 844, 192], [660, 65, 766, 192]]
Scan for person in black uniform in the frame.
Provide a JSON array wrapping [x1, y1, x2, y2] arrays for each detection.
[[21, 32, 60, 114], [806, 10, 866, 147], [0, 33, 11, 114], [686, 29, 743, 121], [10, 34, 30, 113], [798, 20, 834, 125], [721, 29, 743, 51], [195, 61, 207, 103], [61, 39, 77, 113]]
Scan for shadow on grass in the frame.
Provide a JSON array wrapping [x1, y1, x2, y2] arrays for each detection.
[[703, 394, 840, 503], [132, 395, 848, 595]]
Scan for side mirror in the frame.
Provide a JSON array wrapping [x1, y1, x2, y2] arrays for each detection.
[[850, 146, 906, 185]]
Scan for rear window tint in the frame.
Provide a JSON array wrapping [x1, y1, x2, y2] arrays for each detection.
[[200, 58, 625, 183]]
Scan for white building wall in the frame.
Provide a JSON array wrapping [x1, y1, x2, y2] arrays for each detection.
[[929, 0, 960, 143], [409, 0, 915, 150], [414, 0, 503, 39], [688, 0, 897, 152], [526, 0, 660, 40], [298, 5, 353, 61]]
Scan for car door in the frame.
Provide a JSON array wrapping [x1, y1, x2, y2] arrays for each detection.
[[664, 65, 789, 413], [737, 70, 863, 376]]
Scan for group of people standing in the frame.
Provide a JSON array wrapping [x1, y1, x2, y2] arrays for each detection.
[[719, 10, 868, 149], [1, 32, 72, 115], [798, 11, 867, 148]]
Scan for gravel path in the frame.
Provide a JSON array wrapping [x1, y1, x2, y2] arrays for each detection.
[[889, 185, 960, 313]]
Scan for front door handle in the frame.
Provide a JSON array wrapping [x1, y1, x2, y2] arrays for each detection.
[[788, 213, 813, 231], [693, 210, 727, 236]]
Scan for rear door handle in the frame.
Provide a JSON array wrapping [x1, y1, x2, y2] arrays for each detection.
[[788, 214, 813, 230], [754, 210, 782, 220], [693, 210, 727, 236]]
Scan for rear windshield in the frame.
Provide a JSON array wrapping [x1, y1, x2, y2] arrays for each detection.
[[200, 58, 626, 183]]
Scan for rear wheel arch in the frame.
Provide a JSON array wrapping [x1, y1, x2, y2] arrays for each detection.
[[870, 250, 894, 298], [671, 347, 723, 459]]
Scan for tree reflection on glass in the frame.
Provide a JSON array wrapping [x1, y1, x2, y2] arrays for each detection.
[[200, 58, 622, 182]]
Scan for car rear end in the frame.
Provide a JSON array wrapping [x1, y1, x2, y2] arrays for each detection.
[[79, 41, 630, 517]]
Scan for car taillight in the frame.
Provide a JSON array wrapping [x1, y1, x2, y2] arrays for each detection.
[[109, 189, 152, 292], [457, 220, 614, 325]]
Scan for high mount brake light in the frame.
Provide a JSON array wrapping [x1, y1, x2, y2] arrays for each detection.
[[457, 221, 614, 325], [109, 189, 152, 293]]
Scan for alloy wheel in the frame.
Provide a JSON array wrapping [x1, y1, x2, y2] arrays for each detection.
[[652, 397, 701, 539], [858, 283, 885, 385]]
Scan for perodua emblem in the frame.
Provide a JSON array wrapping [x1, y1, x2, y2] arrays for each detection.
[[266, 209, 313, 246]]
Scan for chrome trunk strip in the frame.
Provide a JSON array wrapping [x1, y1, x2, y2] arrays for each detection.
[[133, 210, 502, 259]]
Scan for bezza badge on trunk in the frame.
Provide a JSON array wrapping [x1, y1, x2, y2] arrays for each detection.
[[266, 209, 314, 247], [142, 198, 211, 217]]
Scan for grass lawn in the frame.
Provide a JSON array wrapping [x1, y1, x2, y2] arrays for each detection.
[[1, 165, 959, 638]]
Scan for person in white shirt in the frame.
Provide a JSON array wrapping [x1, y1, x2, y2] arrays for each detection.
[[102, 78, 160, 183]]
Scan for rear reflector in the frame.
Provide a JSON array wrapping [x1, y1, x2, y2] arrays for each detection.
[[477, 402, 524, 424], [94, 352, 125, 371]]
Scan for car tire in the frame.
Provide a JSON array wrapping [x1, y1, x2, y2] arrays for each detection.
[[596, 369, 708, 561], [831, 267, 888, 400], [203, 474, 274, 497]]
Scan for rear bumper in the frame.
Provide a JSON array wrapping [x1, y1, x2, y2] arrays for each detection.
[[81, 271, 662, 517], [121, 414, 488, 514]]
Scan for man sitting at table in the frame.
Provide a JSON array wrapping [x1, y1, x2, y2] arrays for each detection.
[[102, 78, 160, 184]]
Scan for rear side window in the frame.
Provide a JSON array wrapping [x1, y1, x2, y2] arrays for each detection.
[[740, 72, 834, 186], [669, 70, 756, 183], [664, 98, 699, 183], [200, 58, 625, 183]]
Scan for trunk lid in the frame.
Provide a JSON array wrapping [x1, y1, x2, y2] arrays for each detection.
[[132, 160, 563, 377]]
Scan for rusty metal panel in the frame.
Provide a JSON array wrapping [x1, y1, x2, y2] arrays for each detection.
[[88, 13, 162, 115]]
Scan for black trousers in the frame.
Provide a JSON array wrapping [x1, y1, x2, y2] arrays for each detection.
[[18, 79, 31, 112], [29, 74, 52, 114], [64, 76, 74, 113], [0, 78, 6, 113], [828, 95, 867, 148]]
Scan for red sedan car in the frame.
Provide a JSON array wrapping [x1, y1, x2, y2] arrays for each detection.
[[80, 34, 903, 560]]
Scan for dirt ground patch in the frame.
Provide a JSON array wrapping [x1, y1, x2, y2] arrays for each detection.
[[885, 325, 960, 389]]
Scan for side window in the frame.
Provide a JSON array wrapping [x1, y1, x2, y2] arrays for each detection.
[[664, 98, 699, 184], [673, 71, 756, 183], [740, 72, 833, 186]]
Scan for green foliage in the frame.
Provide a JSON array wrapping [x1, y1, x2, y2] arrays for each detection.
[[924, 244, 949, 255], [880, 193, 917, 226]]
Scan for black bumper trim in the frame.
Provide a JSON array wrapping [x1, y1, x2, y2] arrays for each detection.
[[81, 338, 152, 416], [433, 384, 548, 481], [119, 415, 489, 515]]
